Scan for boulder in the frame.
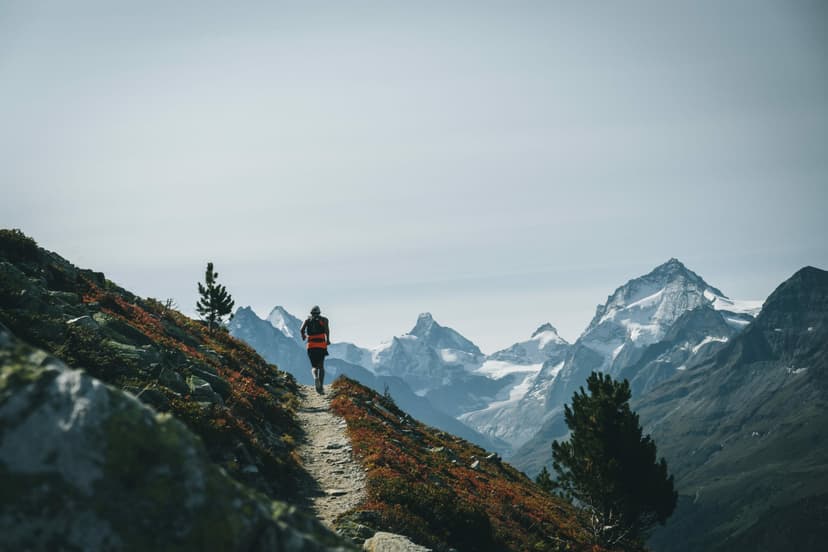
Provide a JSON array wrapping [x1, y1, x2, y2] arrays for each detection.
[[363, 532, 431, 551], [158, 367, 189, 395], [187, 375, 223, 405], [190, 365, 231, 399]]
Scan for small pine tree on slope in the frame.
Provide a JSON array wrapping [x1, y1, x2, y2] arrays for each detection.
[[551, 371, 677, 548], [535, 466, 555, 494], [196, 261, 235, 334]]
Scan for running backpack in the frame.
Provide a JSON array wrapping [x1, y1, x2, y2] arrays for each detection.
[[306, 316, 327, 335]]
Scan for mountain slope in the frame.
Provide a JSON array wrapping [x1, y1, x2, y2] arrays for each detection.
[[328, 358, 509, 452], [616, 305, 737, 396], [0, 325, 349, 551], [459, 326, 571, 450], [0, 233, 310, 501], [635, 266, 828, 552], [329, 377, 611, 552], [0, 229, 352, 549], [489, 323, 569, 365]]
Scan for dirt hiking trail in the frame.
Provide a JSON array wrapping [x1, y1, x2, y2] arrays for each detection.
[[296, 384, 367, 529]]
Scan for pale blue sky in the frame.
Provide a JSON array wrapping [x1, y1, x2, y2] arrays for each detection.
[[2, 1, 826, 352]]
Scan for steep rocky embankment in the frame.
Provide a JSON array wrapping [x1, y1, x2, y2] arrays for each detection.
[[0, 229, 355, 549]]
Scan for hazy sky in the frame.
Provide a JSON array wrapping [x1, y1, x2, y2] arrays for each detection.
[[2, 1, 827, 352]]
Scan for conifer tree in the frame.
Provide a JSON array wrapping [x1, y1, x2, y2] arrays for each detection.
[[535, 466, 555, 494], [196, 262, 235, 334], [551, 371, 677, 547]]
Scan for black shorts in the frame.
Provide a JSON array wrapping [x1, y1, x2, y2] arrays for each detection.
[[307, 348, 327, 368]]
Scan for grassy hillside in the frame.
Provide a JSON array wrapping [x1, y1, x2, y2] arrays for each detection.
[[0, 229, 304, 502], [330, 377, 613, 552]]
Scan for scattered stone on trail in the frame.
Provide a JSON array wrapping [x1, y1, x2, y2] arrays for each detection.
[[296, 384, 367, 531], [362, 532, 432, 551]]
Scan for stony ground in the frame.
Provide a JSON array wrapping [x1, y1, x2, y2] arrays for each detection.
[[296, 384, 367, 529]]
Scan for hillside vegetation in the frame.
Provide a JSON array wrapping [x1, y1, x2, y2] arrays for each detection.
[[0, 229, 304, 502], [330, 377, 614, 552]]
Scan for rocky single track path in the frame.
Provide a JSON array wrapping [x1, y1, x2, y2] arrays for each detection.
[[296, 384, 367, 529]]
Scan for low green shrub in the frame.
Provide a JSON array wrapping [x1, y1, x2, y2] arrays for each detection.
[[0, 229, 39, 261]]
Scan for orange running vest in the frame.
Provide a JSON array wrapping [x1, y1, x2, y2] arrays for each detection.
[[306, 317, 328, 350]]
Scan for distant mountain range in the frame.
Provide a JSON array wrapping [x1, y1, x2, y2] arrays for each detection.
[[230, 307, 510, 452], [231, 259, 762, 459], [509, 258, 763, 475]]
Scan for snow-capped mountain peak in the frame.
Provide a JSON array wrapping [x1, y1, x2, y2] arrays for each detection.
[[531, 323, 567, 348], [586, 258, 726, 346], [410, 312, 436, 335], [407, 313, 482, 356], [531, 323, 557, 338], [266, 306, 303, 342], [487, 322, 570, 366]]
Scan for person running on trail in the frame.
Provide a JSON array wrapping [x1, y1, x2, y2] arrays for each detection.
[[300, 305, 330, 394]]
